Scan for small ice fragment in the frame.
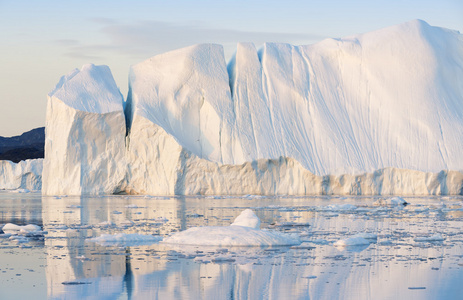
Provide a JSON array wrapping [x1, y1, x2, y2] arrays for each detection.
[[96, 221, 114, 228], [334, 237, 370, 246], [324, 204, 357, 211], [66, 205, 82, 208], [374, 197, 408, 206], [414, 234, 445, 242], [86, 233, 162, 246], [334, 233, 376, 247], [125, 204, 142, 208]]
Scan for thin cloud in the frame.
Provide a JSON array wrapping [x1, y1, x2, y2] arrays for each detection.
[[100, 20, 325, 57], [59, 20, 326, 61], [54, 39, 80, 46], [64, 51, 103, 61]]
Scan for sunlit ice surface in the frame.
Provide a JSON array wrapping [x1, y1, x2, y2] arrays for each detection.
[[1, 192, 462, 299]]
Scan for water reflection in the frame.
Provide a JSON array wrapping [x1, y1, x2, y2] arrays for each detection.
[[1, 193, 463, 299]]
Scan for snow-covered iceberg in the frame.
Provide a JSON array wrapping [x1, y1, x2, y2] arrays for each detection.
[[0, 159, 42, 191], [42, 64, 127, 195], [43, 20, 463, 195]]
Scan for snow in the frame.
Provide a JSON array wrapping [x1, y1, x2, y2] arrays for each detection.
[[86, 233, 162, 246], [0, 159, 42, 191], [42, 64, 127, 195], [163, 210, 300, 246]]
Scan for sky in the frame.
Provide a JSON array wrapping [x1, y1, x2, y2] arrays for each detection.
[[0, 0, 462, 136]]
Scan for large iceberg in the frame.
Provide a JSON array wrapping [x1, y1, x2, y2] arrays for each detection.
[[127, 20, 463, 175], [42, 64, 126, 195], [42, 20, 463, 195]]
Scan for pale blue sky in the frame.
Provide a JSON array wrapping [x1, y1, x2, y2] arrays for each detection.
[[0, 0, 462, 136]]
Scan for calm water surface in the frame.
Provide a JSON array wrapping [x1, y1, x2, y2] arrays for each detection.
[[1, 192, 462, 299]]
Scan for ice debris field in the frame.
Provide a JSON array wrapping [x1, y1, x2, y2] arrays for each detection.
[[1, 20, 463, 196], [1, 193, 463, 299]]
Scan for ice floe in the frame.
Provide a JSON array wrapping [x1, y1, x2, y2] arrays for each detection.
[[334, 233, 378, 247], [163, 210, 300, 246]]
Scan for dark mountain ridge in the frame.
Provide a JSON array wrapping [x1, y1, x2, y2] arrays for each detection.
[[0, 127, 45, 162]]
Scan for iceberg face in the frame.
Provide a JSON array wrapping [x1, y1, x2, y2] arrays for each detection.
[[126, 44, 236, 164], [43, 20, 463, 195], [127, 20, 463, 177], [0, 159, 42, 191], [42, 64, 127, 195]]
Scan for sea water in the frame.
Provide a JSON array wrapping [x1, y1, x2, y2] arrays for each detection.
[[1, 192, 462, 299]]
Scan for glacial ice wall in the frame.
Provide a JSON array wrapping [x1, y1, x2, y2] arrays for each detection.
[[0, 159, 42, 191], [42, 64, 127, 195], [40, 20, 463, 195], [127, 20, 463, 176]]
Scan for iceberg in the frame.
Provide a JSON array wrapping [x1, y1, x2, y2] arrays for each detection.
[[42, 20, 463, 195], [162, 210, 300, 246], [42, 64, 127, 195], [0, 159, 42, 191]]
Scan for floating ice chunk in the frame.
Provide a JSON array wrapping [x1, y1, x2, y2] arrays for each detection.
[[231, 209, 261, 229], [96, 221, 114, 228], [323, 204, 357, 211], [163, 210, 299, 247], [2, 223, 41, 235], [374, 197, 408, 206], [66, 205, 82, 208], [125, 204, 143, 208], [334, 233, 377, 247], [86, 233, 162, 246], [3, 223, 41, 232], [334, 236, 371, 246], [163, 226, 300, 247], [414, 234, 445, 242]]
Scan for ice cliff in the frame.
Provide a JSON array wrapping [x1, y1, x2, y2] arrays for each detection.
[[42, 64, 127, 195], [42, 20, 463, 195], [0, 159, 42, 191]]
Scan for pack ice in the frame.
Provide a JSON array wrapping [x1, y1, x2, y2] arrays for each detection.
[[42, 20, 463, 195]]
